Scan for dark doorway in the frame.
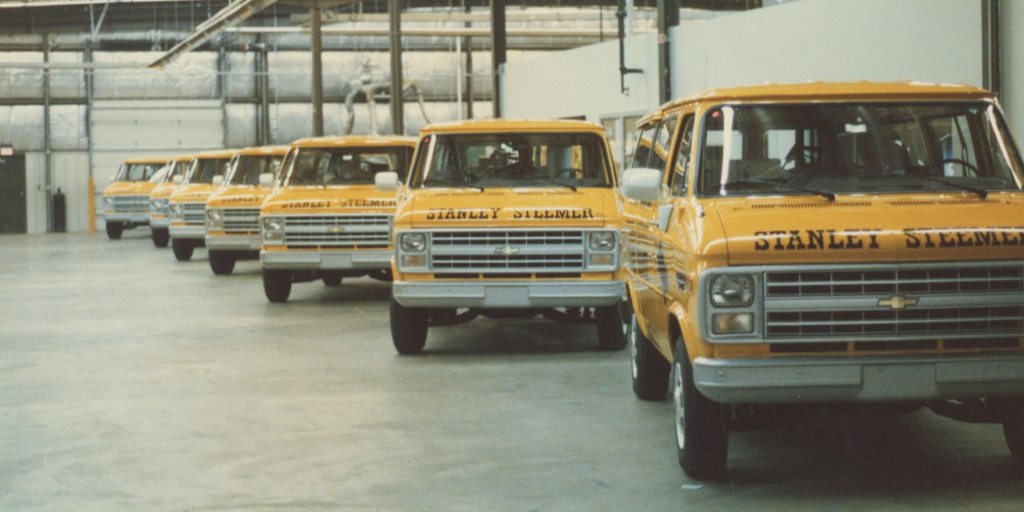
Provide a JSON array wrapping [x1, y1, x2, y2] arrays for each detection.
[[0, 154, 27, 234]]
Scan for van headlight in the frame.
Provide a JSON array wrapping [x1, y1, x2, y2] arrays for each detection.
[[710, 274, 755, 307], [206, 209, 224, 229], [169, 203, 184, 220], [400, 232, 427, 252], [588, 231, 617, 251], [262, 216, 283, 242]]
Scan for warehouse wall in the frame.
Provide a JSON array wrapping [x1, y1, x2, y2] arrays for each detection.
[[1002, 0, 1024, 137]]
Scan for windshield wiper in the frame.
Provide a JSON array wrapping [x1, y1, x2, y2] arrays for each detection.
[[859, 173, 988, 199], [536, 178, 577, 192], [722, 178, 836, 201], [423, 178, 485, 191]]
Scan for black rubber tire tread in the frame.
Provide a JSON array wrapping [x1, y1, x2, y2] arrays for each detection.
[[390, 295, 428, 355], [105, 222, 123, 240], [1003, 400, 1024, 464], [630, 313, 671, 401], [262, 269, 292, 303], [322, 275, 343, 287], [151, 228, 169, 248], [171, 238, 194, 261], [674, 337, 729, 480], [595, 304, 627, 351], [208, 251, 236, 275]]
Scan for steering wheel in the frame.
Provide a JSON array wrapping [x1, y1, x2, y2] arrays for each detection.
[[939, 158, 981, 177], [782, 145, 823, 170]]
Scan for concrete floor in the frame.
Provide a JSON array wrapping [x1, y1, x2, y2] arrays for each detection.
[[1, 230, 1023, 511]]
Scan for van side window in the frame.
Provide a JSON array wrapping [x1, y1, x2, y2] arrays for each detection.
[[631, 125, 656, 169], [669, 114, 694, 197], [650, 114, 678, 173]]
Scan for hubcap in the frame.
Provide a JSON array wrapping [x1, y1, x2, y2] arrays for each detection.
[[673, 361, 685, 450], [629, 315, 639, 380]]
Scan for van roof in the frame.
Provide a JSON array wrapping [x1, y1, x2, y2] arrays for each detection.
[[290, 135, 418, 148], [192, 149, 240, 160], [421, 119, 605, 134], [124, 156, 173, 165], [236, 145, 290, 156]]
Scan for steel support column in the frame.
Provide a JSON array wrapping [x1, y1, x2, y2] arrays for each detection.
[[311, 6, 324, 137], [982, 0, 1001, 95], [255, 37, 270, 145], [656, 0, 679, 104], [217, 44, 229, 145], [490, 0, 506, 118], [464, 0, 473, 119], [84, 41, 96, 233], [389, 0, 404, 135], [43, 33, 53, 232]]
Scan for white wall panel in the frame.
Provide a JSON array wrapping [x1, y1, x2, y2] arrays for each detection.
[[672, 0, 983, 98], [23, 152, 46, 234], [52, 152, 90, 232], [1002, 0, 1024, 137], [90, 100, 224, 153]]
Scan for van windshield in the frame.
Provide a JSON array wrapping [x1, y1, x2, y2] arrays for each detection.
[[118, 163, 163, 182], [286, 146, 412, 186], [187, 158, 231, 184], [412, 132, 612, 189], [227, 154, 284, 186], [697, 102, 1024, 198]]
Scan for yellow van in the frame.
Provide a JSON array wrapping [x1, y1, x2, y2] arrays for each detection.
[[147, 156, 193, 247], [204, 145, 290, 275], [620, 82, 1024, 478], [383, 120, 627, 355], [168, 150, 237, 261], [102, 156, 168, 239], [260, 136, 417, 302]]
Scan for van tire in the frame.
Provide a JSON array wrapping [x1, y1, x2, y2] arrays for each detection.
[[322, 274, 343, 287], [673, 336, 728, 480], [391, 296, 428, 355], [171, 239, 194, 261], [105, 221, 123, 240], [1003, 399, 1024, 464], [263, 269, 292, 303], [151, 228, 169, 248], [596, 304, 627, 351], [208, 251, 236, 275], [630, 312, 671, 401]]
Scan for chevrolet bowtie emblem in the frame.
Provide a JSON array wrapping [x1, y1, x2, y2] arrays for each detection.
[[878, 295, 919, 310], [328, 226, 346, 234], [496, 246, 520, 256]]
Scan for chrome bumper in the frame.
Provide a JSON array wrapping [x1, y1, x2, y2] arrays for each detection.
[[260, 249, 392, 270], [104, 212, 149, 223], [149, 215, 170, 229], [169, 224, 206, 239], [392, 279, 626, 308], [693, 352, 1024, 404], [206, 234, 261, 251]]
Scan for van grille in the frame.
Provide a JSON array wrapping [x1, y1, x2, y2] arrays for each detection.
[[109, 195, 149, 213], [182, 202, 205, 225], [428, 230, 587, 274], [282, 215, 391, 248], [766, 267, 1024, 297], [766, 306, 1024, 338], [222, 208, 260, 233]]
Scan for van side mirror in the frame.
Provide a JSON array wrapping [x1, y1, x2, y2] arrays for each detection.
[[212, 175, 224, 186], [259, 172, 274, 187], [375, 171, 399, 192], [109, 174, 117, 182], [172, 175, 184, 184], [621, 168, 663, 202]]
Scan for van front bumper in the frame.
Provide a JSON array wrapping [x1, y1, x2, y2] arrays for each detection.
[[169, 224, 206, 239], [392, 280, 626, 308], [693, 352, 1024, 404], [206, 234, 260, 251], [261, 249, 392, 270], [149, 215, 170, 229], [104, 212, 149, 224]]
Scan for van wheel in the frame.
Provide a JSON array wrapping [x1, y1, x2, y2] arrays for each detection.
[[208, 251, 236, 275], [322, 274, 342, 287], [151, 228, 169, 248], [1002, 399, 1024, 464], [263, 269, 292, 303], [390, 296, 428, 355], [105, 221, 123, 240], [595, 304, 627, 351], [630, 312, 671, 401], [171, 239, 194, 261], [672, 336, 728, 479]]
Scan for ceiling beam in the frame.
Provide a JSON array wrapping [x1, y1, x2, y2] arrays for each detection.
[[148, 0, 278, 69]]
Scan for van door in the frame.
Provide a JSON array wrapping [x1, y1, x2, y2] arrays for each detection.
[[623, 113, 678, 341]]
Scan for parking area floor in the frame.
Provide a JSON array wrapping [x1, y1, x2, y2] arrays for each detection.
[[2, 231, 1023, 511]]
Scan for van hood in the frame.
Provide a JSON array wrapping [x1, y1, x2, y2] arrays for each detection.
[[262, 185, 398, 215], [402, 188, 612, 228], [169, 184, 217, 203], [149, 182, 179, 199], [104, 181, 155, 196], [207, 185, 271, 208], [711, 193, 1024, 265]]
